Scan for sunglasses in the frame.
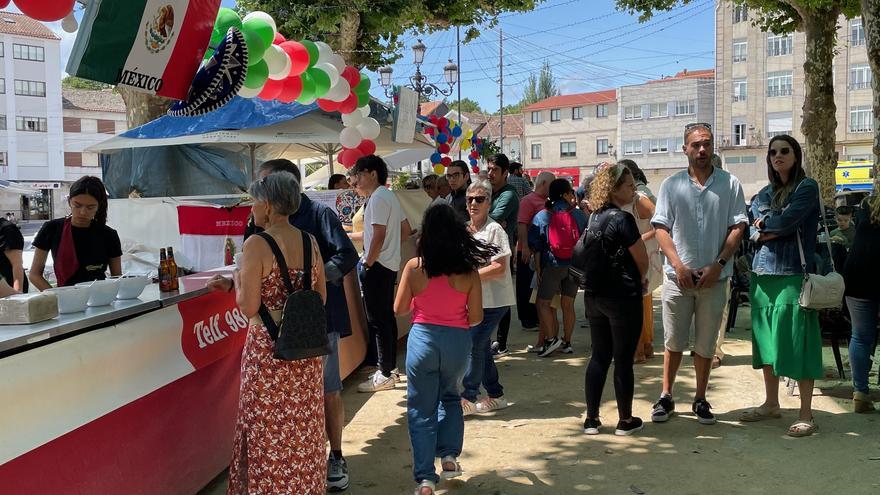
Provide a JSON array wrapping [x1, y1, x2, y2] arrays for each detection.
[[685, 122, 712, 131], [466, 196, 487, 204], [768, 147, 791, 157]]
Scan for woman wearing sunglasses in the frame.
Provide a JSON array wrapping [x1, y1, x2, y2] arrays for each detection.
[[743, 134, 823, 437]]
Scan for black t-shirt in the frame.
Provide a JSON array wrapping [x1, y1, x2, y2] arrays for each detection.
[[590, 205, 643, 298], [844, 208, 880, 300], [33, 218, 123, 286], [0, 218, 24, 286]]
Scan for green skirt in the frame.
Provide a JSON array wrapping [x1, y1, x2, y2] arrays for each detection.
[[749, 274, 823, 380]]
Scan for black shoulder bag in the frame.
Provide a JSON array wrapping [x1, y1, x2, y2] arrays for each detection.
[[256, 231, 330, 361]]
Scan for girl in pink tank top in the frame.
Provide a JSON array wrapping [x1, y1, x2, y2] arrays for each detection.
[[393, 203, 498, 495]]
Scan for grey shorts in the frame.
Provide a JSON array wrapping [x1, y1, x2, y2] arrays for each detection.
[[661, 277, 728, 358], [537, 265, 579, 300], [323, 332, 343, 394]]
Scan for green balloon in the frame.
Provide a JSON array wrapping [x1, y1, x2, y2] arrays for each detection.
[[244, 59, 269, 89], [209, 29, 224, 49], [356, 90, 370, 108], [308, 68, 331, 97], [355, 75, 371, 93], [297, 72, 316, 103], [214, 7, 242, 34], [300, 40, 319, 68], [242, 27, 266, 65], [242, 18, 274, 51]]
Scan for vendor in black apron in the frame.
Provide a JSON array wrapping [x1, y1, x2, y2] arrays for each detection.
[[29, 176, 123, 290]]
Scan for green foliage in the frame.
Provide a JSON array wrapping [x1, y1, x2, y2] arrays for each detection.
[[453, 98, 484, 114], [481, 139, 502, 158], [537, 60, 559, 101], [495, 60, 557, 115], [62, 76, 111, 90], [391, 172, 411, 190]]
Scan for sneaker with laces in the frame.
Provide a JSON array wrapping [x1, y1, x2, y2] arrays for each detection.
[[615, 417, 644, 436], [538, 337, 562, 357], [583, 417, 602, 435], [461, 398, 477, 416], [651, 394, 675, 423], [492, 347, 510, 358], [692, 398, 716, 425], [559, 341, 573, 354], [476, 396, 509, 413], [527, 343, 544, 353], [357, 370, 395, 393], [327, 455, 350, 492]]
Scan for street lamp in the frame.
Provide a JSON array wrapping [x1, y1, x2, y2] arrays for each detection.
[[378, 39, 458, 101]]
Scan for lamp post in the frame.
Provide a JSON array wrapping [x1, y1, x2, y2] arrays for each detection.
[[378, 39, 458, 111]]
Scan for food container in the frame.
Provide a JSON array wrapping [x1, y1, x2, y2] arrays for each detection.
[[46, 286, 90, 314], [112, 275, 151, 300], [0, 292, 59, 324], [76, 279, 120, 307]]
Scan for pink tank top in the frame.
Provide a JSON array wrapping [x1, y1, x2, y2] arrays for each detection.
[[411, 275, 470, 329]]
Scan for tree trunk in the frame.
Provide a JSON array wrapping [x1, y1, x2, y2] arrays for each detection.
[[800, 7, 840, 202], [338, 12, 361, 66], [118, 87, 172, 128], [861, 0, 880, 188]]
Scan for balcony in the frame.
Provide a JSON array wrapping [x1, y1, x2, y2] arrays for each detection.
[[850, 81, 871, 90], [717, 133, 764, 149], [767, 87, 793, 97], [732, 94, 747, 102]]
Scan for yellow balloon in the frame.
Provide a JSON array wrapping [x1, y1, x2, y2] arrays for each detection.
[[465, 129, 473, 140], [433, 164, 445, 174]]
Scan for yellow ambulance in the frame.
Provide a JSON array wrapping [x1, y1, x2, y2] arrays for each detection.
[[835, 161, 874, 192]]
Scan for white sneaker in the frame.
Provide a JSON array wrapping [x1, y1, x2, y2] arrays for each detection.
[[357, 370, 395, 393], [476, 396, 509, 413], [461, 398, 477, 417]]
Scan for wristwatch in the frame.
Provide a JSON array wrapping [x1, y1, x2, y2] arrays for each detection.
[[716, 257, 728, 268]]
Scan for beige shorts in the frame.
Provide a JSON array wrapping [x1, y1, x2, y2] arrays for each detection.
[[661, 277, 728, 358]]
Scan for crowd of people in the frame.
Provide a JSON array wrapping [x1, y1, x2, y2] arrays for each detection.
[[202, 122, 880, 495]]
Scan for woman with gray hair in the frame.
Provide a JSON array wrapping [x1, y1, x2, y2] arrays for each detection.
[[208, 171, 328, 494]]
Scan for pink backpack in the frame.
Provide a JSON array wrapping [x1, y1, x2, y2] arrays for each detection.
[[548, 208, 580, 260]]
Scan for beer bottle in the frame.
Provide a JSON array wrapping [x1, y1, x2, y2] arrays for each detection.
[[159, 248, 171, 292], [167, 247, 179, 291]]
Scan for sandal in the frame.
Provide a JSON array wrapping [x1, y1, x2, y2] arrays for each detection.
[[711, 355, 722, 369], [739, 407, 782, 422], [440, 455, 462, 479], [787, 419, 818, 437], [414, 479, 435, 495]]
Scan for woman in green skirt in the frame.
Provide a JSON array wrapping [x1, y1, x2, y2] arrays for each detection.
[[741, 134, 822, 437]]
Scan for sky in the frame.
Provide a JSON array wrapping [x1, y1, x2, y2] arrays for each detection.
[[16, 0, 716, 114]]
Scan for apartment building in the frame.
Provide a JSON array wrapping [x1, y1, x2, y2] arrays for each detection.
[[715, 2, 871, 196], [482, 113, 524, 163], [523, 89, 617, 185], [0, 11, 63, 219], [618, 69, 715, 185], [62, 88, 127, 182]]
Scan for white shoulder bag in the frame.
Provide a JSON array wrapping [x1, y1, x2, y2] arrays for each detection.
[[796, 192, 845, 310]]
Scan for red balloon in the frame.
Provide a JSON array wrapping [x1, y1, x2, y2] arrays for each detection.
[[472, 166, 479, 173], [337, 149, 351, 165], [278, 75, 303, 103], [437, 117, 449, 129], [258, 78, 285, 100], [273, 32, 286, 45], [341, 66, 361, 88], [279, 41, 310, 76], [0, 0, 11, 8], [357, 139, 376, 156], [317, 98, 341, 112], [441, 156, 452, 166], [424, 127, 435, 136], [16, 0, 75, 22], [438, 143, 451, 154], [338, 92, 358, 114], [348, 148, 366, 163]]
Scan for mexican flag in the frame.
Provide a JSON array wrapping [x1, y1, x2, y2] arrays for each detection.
[[66, 0, 220, 100]]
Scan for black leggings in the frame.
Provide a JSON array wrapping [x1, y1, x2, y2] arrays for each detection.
[[584, 295, 643, 420]]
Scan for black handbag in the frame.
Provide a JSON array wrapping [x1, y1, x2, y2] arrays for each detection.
[[256, 231, 330, 361]]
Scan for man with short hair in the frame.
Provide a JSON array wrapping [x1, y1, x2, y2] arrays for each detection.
[[446, 160, 471, 223], [650, 124, 748, 426], [487, 153, 520, 355], [436, 176, 451, 203], [507, 162, 533, 199], [422, 174, 447, 207]]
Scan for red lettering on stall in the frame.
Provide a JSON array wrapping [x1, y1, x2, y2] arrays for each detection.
[[179, 290, 248, 369]]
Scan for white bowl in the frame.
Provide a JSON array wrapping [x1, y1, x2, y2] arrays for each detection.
[[112, 275, 150, 300], [76, 279, 120, 307], [46, 286, 90, 314]]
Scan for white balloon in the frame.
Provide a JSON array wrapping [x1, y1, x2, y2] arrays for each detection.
[[264, 45, 290, 78], [243, 11, 277, 33], [238, 85, 262, 98], [341, 110, 364, 127], [357, 118, 380, 140], [359, 104, 372, 118], [328, 54, 346, 74], [61, 12, 78, 33], [315, 41, 333, 64], [339, 127, 363, 148], [267, 54, 291, 80], [315, 63, 339, 88], [326, 78, 350, 102]]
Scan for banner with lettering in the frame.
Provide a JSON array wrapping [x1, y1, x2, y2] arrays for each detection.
[[177, 204, 251, 271]]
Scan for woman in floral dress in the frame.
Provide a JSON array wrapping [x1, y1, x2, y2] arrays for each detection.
[[209, 171, 327, 494]]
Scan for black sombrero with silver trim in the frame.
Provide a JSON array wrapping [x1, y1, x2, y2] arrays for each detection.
[[169, 27, 248, 117]]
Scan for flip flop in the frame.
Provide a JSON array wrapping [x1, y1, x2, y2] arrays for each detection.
[[414, 479, 435, 495], [739, 407, 782, 422], [787, 419, 818, 437], [440, 455, 462, 479]]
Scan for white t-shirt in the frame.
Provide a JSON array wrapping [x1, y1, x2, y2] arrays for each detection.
[[472, 219, 515, 309], [431, 195, 449, 207], [363, 186, 403, 271]]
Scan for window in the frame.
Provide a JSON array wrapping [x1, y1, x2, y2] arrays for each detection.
[[767, 71, 793, 97], [0, 78, 4, 94], [531, 143, 542, 159], [623, 140, 642, 155], [851, 64, 872, 90], [675, 100, 696, 116], [624, 105, 642, 120], [733, 79, 747, 102], [733, 5, 748, 23], [767, 33, 793, 57], [767, 112, 792, 138], [97, 119, 116, 134], [649, 103, 668, 118], [596, 103, 608, 118], [560, 141, 577, 158], [531, 111, 542, 124], [0, 42, 4, 57], [733, 40, 747, 63], [64, 152, 83, 167], [596, 138, 608, 155], [673, 136, 684, 152], [63, 117, 81, 133], [550, 109, 561, 122], [733, 123, 747, 146], [16, 116, 47, 132], [572, 106, 583, 120], [649, 138, 669, 153], [12, 43, 44, 62], [850, 105, 873, 133], [0, 115, 5, 130], [852, 18, 866, 46], [0, 152, 6, 167], [14, 79, 46, 97]]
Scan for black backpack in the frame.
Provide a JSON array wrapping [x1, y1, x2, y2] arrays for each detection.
[[568, 210, 626, 293], [256, 231, 330, 361]]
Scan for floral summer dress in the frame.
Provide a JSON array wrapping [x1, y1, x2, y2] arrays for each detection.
[[227, 253, 326, 495]]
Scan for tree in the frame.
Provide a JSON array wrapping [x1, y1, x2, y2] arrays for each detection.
[[617, 0, 860, 200], [454, 98, 484, 114], [494, 61, 558, 115], [62, 76, 111, 90], [861, 0, 880, 180], [537, 60, 559, 101]]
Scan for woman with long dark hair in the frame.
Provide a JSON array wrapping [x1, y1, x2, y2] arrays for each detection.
[[742, 134, 822, 437], [394, 203, 496, 495], [30, 176, 122, 289]]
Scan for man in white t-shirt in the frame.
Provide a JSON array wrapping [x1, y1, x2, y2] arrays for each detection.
[[352, 155, 408, 392]]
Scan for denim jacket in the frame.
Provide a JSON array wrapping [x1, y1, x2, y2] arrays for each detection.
[[751, 177, 819, 275]]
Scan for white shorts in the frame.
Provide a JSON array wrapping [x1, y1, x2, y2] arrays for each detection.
[[661, 277, 728, 358]]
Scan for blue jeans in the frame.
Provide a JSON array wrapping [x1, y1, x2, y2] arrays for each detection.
[[462, 306, 508, 402], [406, 323, 472, 484], [846, 296, 880, 394]]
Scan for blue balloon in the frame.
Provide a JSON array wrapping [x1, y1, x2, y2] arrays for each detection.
[[452, 126, 462, 137], [469, 158, 478, 166], [431, 152, 442, 163], [437, 133, 449, 144]]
